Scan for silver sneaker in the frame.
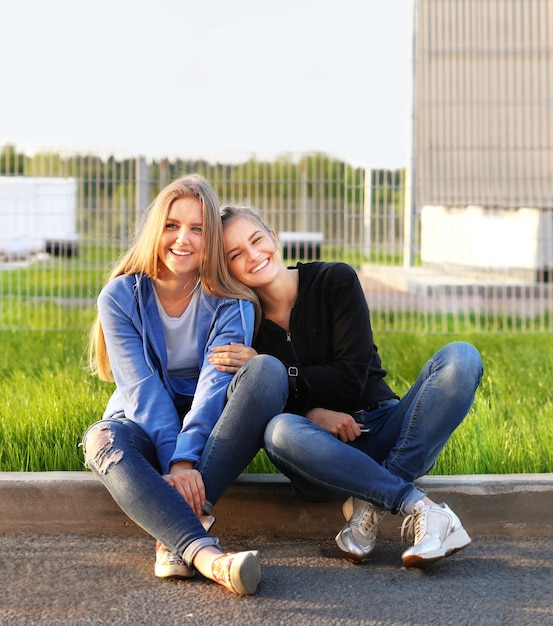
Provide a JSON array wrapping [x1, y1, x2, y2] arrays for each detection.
[[400, 500, 471, 568], [335, 497, 387, 561]]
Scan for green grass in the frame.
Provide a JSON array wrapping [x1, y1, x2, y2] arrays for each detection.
[[379, 333, 553, 474], [0, 329, 108, 471], [0, 328, 552, 474]]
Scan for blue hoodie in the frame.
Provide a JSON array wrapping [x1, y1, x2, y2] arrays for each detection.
[[98, 273, 254, 473]]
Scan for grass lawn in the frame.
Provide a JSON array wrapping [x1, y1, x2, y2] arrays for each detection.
[[0, 328, 552, 474]]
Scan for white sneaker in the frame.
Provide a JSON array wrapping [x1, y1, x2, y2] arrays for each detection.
[[400, 500, 471, 567], [335, 497, 387, 561], [155, 541, 195, 578], [154, 514, 216, 579]]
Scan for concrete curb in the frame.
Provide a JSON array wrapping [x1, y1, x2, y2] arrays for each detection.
[[2, 472, 553, 538]]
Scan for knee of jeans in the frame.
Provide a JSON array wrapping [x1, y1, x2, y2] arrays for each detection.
[[248, 354, 288, 394], [264, 414, 295, 452], [456, 342, 483, 383], [82, 423, 124, 475], [442, 342, 483, 385], [252, 354, 287, 380]]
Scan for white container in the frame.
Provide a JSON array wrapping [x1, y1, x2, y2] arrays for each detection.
[[0, 177, 79, 258]]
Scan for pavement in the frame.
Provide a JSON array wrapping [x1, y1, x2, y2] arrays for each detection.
[[357, 264, 553, 321], [1, 472, 553, 625]]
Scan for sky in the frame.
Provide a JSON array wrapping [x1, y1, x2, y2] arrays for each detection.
[[1, 0, 413, 168]]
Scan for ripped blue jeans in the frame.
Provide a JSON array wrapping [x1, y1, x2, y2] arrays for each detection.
[[82, 354, 288, 565]]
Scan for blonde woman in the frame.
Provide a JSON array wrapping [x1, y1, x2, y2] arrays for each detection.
[[82, 177, 287, 595]]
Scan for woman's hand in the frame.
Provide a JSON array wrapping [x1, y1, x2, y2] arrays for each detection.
[[306, 407, 363, 442], [208, 342, 258, 373], [163, 461, 205, 517]]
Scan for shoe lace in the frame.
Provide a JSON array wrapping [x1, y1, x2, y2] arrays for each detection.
[[400, 505, 427, 543], [360, 504, 384, 535]]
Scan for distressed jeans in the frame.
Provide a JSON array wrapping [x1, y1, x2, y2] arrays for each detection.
[[82, 354, 288, 565], [264, 341, 483, 515]]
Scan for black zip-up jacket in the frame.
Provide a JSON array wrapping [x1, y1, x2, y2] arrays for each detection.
[[253, 261, 398, 415]]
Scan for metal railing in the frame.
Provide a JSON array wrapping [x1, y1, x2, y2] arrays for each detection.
[[1, 150, 552, 333]]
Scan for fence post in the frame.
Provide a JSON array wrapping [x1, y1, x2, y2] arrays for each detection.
[[364, 167, 372, 259], [403, 0, 418, 268], [135, 155, 148, 221]]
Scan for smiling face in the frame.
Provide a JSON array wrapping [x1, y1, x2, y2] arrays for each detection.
[[223, 216, 281, 288], [157, 196, 204, 280]]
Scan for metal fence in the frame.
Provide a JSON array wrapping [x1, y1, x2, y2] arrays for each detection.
[[1, 149, 552, 333], [1, 0, 553, 333], [0, 152, 384, 330]]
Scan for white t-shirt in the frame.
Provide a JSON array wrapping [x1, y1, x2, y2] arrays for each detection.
[[153, 286, 201, 378]]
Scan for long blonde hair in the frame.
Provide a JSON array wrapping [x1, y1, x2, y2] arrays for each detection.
[[89, 174, 258, 381]]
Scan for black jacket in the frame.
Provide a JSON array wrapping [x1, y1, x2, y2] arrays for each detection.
[[253, 261, 397, 415]]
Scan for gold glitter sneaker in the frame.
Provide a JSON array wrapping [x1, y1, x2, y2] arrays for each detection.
[[211, 550, 261, 595], [154, 514, 215, 579]]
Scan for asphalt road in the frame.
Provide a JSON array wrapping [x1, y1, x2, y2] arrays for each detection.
[[1, 532, 552, 625]]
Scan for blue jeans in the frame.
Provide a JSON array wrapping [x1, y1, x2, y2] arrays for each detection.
[[264, 342, 483, 516], [82, 354, 288, 565], [198, 355, 288, 512]]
